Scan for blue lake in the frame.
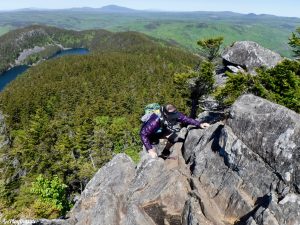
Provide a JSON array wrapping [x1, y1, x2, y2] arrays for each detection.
[[49, 48, 89, 59], [0, 48, 89, 91]]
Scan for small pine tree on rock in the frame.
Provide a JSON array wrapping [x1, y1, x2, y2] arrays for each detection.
[[197, 37, 224, 62], [289, 27, 300, 59]]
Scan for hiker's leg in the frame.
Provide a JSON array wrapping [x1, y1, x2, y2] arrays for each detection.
[[166, 131, 179, 143], [160, 141, 174, 158], [159, 132, 177, 158], [161, 128, 188, 158]]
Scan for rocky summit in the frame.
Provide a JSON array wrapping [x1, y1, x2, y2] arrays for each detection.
[[221, 41, 283, 74], [33, 94, 300, 225]]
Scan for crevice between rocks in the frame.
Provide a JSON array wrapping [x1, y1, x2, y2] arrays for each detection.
[[143, 203, 181, 225], [233, 194, 272, 225]]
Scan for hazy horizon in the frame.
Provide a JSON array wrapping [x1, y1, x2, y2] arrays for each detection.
[[0, 0, 300, 18]]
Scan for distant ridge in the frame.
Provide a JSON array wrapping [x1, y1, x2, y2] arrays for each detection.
[[67, 5, 137, 13], [99, 4, 137, 13], [1, 5, 299, 18]]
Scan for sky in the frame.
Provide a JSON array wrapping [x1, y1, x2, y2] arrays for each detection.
[[0, 0, 300, 18]]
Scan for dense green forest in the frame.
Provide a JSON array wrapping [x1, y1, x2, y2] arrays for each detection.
[[0, 25, 172, 75], [0, 31, 197, 218], [0, 25, 111, 74], [0, 8, 300, 57]]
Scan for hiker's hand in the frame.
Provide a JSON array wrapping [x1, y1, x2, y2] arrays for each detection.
[[200, 122, 210, 129], [148, 149, 157, 158]]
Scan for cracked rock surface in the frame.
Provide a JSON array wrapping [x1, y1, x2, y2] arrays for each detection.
[[35, 94, 299, 225]]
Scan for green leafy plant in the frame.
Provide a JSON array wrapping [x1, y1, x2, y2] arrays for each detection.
[[257, 60, 300, 111], [31, 175, 71, 216]]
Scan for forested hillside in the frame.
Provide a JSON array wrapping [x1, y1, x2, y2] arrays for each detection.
[[0, 25, 112, 74], [0, 9, 300, 57], [0, 25, 171, 75], [0, 31, 198, 218]]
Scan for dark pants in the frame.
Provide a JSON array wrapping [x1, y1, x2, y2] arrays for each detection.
[[149, 130, 180, 158], [149, 130, 179, 145]]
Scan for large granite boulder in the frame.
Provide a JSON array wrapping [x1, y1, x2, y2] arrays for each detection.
[[228, 94, 300, 193], [37, 145, 196, 225], [68, 153, 136, 225], [184, 94, 300, 225], [221, 41, 282, 73]]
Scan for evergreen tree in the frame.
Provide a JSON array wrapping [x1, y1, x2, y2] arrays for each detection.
[[174, 61, 215, 117], [197, 37, 224, 62], [289, 27, 300, 58]]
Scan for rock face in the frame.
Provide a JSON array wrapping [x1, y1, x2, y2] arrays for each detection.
[[221, 41, 282, 73], [39, 145, 196, 225], [0, 112, 9, 149], [15, 46, 46, 64], [184, 94, 300, 225], [68, 148, 195, 225], [35, 94, 299, 225], [228, 94, 300, 193]]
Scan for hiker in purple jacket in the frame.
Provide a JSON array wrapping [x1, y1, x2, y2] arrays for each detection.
[[140, 104, 210, 158]]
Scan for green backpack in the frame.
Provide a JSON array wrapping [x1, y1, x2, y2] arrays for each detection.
[[144, 103, 161, 115], [141, 103, 161, 122], [141, 103, 162, 133]]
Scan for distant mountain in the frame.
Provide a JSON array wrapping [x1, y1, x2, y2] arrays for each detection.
[[68, 5, 137, 13], [68, 7, 97, 12], [99, 5, 137, 13], [13, 7, 44, 11], [0, 25, 171, 74]]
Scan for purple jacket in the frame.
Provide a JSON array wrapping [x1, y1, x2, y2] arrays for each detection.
[[140, 112, 201, 151]]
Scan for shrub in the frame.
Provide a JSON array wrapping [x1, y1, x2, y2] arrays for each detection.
[[174, 61, 215, 117], [31, 175, 72, 216], [215, 60, 300, 113]]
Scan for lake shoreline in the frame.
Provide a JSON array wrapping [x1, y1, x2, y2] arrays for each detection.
[[0, 48, 89, 91]]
